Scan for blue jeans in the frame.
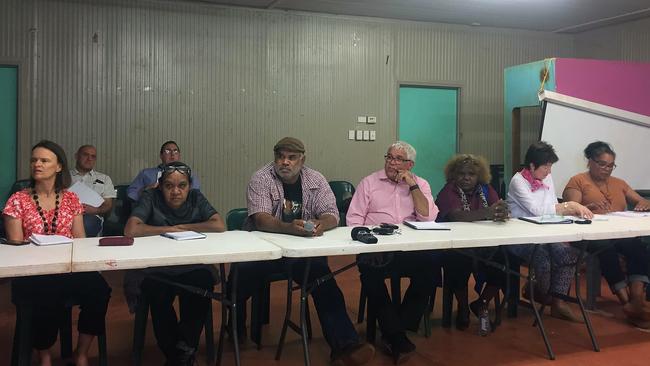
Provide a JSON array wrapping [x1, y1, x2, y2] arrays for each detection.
[[83, 214, 103, 237]]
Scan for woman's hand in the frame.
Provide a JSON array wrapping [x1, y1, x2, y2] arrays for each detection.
[[634, 199, 650, 211], [490, 200, 509, 222], [569, 201, 594, 219], [585, 200, 610, 212]]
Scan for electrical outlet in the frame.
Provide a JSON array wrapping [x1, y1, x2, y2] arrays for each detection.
[[370, 130, 376, 140], [357, 116, 367, 123], [367, 116, 377, 124], [348, 130, 355, 140]]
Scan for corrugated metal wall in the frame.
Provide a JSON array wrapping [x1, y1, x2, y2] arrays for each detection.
[[1, 0, 646, 214], [575, 17, 650, 62]]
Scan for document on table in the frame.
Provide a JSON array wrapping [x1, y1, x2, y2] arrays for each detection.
[[29, 234, 73, 245], [161, 231, 207, 240], [68, 181, 104, 207], [403, 221, 450, 230], [519, 216, 573, 224], [608, 211, 650, 218]]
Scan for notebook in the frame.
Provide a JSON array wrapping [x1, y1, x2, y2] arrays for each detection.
[[29, 234, 73, 245], [608, 211, 650, 218], [519, 216, 573, 225], [161, 231, 207, 241], [403, 221, 450, 230]]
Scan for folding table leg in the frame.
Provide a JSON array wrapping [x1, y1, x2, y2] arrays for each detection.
[[275, 269, 294, 360], [229, 264, 241, 366], [299, 259, 312, 366], [216, 264, 228, 366], [574, 244, 600, 352], [527, 245, 555, 360]]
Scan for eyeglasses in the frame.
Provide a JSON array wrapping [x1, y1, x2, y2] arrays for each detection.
[[162, 164, 191, 177], [384, 154, 411, 164], [591, 159, 617, 170], [162, 148, 180, 155]]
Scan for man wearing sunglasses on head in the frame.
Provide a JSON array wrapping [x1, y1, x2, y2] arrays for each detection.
[[127, 140, 201, 201], [124, 161, 225, 365], [346, 141, 439, 363]]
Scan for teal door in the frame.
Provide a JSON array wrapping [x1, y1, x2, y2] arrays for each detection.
[[0, 66, 18, 206], [398, 85, 458, 194]]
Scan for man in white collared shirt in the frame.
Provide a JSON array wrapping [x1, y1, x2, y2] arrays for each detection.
[[71, 145, 116, 236]]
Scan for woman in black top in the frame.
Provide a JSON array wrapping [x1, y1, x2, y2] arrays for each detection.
[[124, 162, 225, 366]]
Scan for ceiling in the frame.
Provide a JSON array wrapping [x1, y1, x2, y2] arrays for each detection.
[[194, 0, 650, 33]]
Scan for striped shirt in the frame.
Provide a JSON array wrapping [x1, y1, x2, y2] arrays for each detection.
[[245, 163, 339, 230]]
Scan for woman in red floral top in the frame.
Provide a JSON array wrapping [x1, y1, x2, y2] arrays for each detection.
[[3, 140, 111, 366]]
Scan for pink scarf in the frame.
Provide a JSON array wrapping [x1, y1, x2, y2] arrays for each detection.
[[520, 168, 548, 192]]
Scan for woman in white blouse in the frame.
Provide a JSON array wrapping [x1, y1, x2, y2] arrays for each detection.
[[507, 141, 592, 322]]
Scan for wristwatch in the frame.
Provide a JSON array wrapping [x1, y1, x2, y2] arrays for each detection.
[[409, 184, 420, 191]]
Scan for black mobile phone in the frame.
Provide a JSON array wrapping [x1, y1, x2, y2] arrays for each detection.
[[574, 219, 592, 225], [380, 223, 399, 230]]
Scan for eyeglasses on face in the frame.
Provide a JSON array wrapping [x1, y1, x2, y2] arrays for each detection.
[[384, 154, 411, 164], [162, 148, 180, 155], [591, 159, 617, 170]]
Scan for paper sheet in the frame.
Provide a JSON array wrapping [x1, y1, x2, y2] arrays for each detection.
[[68, 181, 104, 207]]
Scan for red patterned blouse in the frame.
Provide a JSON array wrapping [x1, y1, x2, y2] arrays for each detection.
[[3, 190, 84, 240]]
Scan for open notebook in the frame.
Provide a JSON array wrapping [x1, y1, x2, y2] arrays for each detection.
[[403, 221, 450, 230], [161, 231, 207, 241], [29, 234, 73, 245], [519, 216, 573, 224]]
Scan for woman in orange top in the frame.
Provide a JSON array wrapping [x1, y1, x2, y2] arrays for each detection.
[[563, 141, 650, 327]]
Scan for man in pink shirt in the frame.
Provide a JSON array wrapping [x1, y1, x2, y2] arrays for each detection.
[[346, 141, 440, 363]]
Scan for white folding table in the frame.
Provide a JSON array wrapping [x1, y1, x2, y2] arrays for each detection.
[[0, 243, 72, 279], [72, 231, 282, 366]]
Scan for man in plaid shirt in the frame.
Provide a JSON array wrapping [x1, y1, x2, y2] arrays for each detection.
[[235, 137, 374, 366]]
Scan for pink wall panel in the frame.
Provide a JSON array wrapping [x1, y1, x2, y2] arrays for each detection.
[[555, 58, 650, 117]]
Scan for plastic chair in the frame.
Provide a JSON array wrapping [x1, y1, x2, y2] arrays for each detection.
[[9, 179, 30, 195], [102, 185, 131, 236], [328, 181, 355, 226]]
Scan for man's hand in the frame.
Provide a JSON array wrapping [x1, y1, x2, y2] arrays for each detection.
[[396, 170, 417, 186], [289, 219, 314, 237], [83, 204, 100, 215]]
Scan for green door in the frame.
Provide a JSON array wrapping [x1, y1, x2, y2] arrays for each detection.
[[0, 66, 18, 206], [398, 85, 458, 194]]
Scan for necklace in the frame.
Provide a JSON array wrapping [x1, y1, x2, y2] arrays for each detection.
[[590, 174, 612, 203], [458, 185, 488, 211], [32, 189, 60, 234]]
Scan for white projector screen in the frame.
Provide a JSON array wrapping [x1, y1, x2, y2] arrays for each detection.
[[540, 97, 650, 198]]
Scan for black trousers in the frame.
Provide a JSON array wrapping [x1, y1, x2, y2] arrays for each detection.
[[443, 248, 506, 292], [11, 272, 111, 350], [587, 238, 650, 292], [358, 250, 439, 337], [234, 257, 360, 354], [140, 269, 214, 360]]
